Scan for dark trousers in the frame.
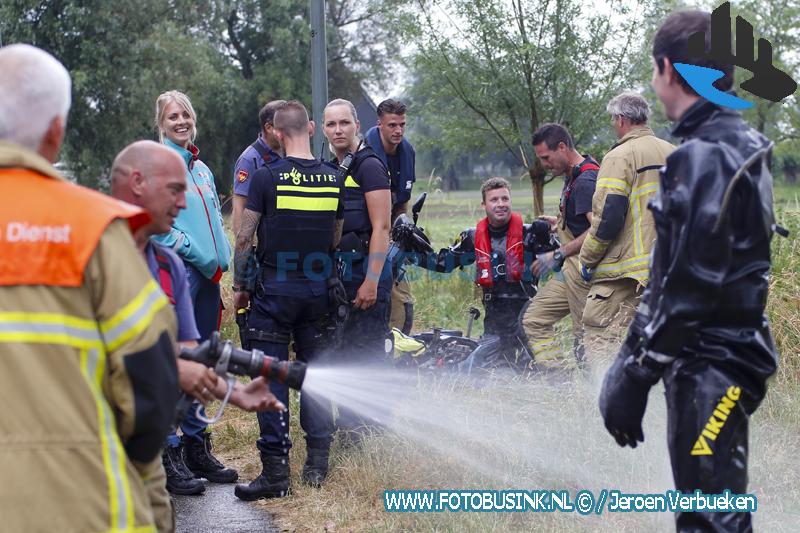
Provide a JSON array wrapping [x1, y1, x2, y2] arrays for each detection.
[[167, 262, 221, 446], [250, 292, 334, 455], [483, 297, 531, 359], [335, 279, 391, 430], [664, 355, 764, 532]]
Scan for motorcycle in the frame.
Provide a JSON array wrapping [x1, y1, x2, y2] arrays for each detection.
[[389, 194, 535, 375]]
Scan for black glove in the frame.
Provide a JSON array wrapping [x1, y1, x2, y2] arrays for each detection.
[[598, 329, 665, 449]]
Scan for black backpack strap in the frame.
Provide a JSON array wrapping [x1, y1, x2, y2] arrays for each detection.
[[250, 140, 273, 164]]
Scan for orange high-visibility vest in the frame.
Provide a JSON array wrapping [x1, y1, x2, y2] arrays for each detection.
[[0, 168, 150, 287]]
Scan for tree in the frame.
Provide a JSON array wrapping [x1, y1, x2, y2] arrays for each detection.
[[398, 0, 672, 215], [0, 0, 401, 191], [735, 0, 800, 146]]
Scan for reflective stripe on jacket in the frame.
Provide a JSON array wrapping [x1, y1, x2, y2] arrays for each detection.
[[579, 127, 675, 283], [0, 141, 178, 532]]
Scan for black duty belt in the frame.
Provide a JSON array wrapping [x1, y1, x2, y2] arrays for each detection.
[[246, 328, 291, 345]]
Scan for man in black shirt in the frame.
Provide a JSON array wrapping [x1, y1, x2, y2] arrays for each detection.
[[520, 123, 598, 370]]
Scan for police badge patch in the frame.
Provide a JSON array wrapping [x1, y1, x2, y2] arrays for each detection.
[[237, 169, 249, 182]]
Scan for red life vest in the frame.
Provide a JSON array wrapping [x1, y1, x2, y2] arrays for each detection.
[[559, 160, 600, 222], [474, 212, 524, 288]]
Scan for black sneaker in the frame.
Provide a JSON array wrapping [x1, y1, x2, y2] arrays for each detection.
[[162, 445, 205, 495], [182, 432, 238, 483], [234, 454, 290, 501]]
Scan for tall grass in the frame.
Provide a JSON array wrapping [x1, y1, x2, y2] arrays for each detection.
[[207, 187, 800, 532]]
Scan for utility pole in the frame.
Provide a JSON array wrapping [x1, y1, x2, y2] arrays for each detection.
[[309, 0, 328, 158]]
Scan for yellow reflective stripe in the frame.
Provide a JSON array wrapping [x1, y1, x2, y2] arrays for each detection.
[[276, 196, 340, 212], [583, 233, 606, 253], [344, 175, 359, 188], [630, 182, 659, 254], [0, 312, 102, 349], [530, 337, 560, 359], [595, 254, 650, 273], [276, 185, 341, 194], [632, 182, 659, 196], [627, 269, 650, 281], [1, 319, 147, 533], [0, 311, 96, 330], [532, 337, 556, 348], [100, 280, 168, 352], [597, 177, 630, 194], [86, 346, 137, 532], [97, 525, 157, 533]]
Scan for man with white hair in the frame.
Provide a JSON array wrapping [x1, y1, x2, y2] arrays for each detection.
[[579, 91, 674, 360], [0, 44, 178, 532]]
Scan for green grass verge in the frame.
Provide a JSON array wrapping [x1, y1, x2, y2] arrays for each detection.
[[208, 184, 800, 532]]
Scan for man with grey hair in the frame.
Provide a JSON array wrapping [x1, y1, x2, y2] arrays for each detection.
[[0, 44, 178, 531], [578, 91, 674, 362]]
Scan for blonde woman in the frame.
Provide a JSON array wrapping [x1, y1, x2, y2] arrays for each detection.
[[153, 90, 236, 493]]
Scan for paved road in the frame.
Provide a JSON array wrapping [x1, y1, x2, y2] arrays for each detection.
[[174, 482, 277, 533]]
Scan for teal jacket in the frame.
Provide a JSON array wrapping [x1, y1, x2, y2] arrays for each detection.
[[153, 139, 231, 281]]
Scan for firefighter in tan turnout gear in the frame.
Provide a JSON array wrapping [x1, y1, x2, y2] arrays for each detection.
[[579, 91, 674, 363], [521, 123, 598, 369], [0, 44, 179, 532]]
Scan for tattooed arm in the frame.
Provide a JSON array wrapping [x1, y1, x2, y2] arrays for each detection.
[[233, 208, 262, 310], [333, 219, 344, 249]]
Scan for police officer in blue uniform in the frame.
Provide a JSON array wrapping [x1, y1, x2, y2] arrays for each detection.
[[323, 98, 392, 430], [231, 99, 285, 236], [365, 99, 417, 334], [232, 101, 344, 500]]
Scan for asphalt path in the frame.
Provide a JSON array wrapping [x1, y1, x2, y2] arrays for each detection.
[[174, 482, 277, 533]]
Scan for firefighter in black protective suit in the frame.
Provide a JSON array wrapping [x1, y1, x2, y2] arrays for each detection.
[[599, 12, 781, 530], [412, 178, 558, 371]]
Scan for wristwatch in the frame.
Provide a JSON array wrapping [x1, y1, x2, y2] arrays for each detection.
[[552, 249, 565, 270]]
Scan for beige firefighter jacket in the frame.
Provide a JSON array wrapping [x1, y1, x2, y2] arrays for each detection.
[[579, 127, 675, 284], [0, 141, 178, 533]]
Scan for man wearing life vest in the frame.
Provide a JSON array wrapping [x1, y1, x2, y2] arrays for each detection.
[[420, 177, 556, 365], [0, 44, 178, 532], [521, 123, 598, 370]]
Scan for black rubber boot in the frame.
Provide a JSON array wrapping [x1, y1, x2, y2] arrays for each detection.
[[301, 447, 330, 486], [162, 445, 205, 495], [234, 454, 290, 501], [182, 432, 238, 483]]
